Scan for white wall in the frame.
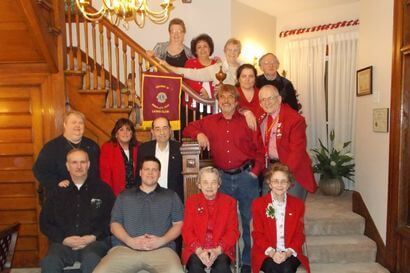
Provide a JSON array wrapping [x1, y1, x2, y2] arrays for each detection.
[[276, 2, 360, 69], [117, 0, 231, 58], [355, 0, 393, 243], [231, 1, 276, 66]]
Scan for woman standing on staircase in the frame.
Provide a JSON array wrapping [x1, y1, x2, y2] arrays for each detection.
[[147, 18, 193, 67], [236, 63, 264, 131], [100, 118, 138, 196], [251, 163, 310, 273]]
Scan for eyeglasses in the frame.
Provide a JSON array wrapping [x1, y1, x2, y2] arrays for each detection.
[[260, 96, 279, 104], [262, 61, 278, 66], [170, 30, 183, 34], [270, 179, 289, 186]]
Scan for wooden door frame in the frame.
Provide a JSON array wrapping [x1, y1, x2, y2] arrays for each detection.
[[386, 0, 410, 272]]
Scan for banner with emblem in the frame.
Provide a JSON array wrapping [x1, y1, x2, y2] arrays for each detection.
[[141, 72, 182, 130]]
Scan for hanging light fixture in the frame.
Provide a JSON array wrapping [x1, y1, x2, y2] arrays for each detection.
[[76, 0, 174, 28]]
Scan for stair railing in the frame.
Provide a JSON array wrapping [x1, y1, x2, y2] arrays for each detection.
[[64, 0, 216, 129]]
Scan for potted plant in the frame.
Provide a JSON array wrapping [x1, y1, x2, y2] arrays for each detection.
[[311, 130, 355, 196]]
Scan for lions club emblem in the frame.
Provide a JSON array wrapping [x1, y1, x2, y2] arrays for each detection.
[[156, 92, 167, 104]]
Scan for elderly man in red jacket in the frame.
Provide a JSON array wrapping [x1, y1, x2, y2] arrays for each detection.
[[258, 85, 317, 199]]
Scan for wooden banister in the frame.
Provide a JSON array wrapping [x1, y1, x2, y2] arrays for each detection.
[[65, 0, 216, 107]]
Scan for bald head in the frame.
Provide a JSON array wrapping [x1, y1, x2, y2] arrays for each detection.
[[259, 85, 282, 114]]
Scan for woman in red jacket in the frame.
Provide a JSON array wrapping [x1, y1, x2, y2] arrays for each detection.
[[251, 163, 310, 273], [182, 166, 240, 273], [100, 118, 138, 196]]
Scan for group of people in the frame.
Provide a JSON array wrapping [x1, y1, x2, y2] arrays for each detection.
[[147, 17, 300, 126], [32, 17, 319, 273]]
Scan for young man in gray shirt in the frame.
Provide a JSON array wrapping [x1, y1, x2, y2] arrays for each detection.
[[93, 156, 184, 273]]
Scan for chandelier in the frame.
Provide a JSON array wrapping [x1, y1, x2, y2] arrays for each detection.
[[75, 0, 174, 28]]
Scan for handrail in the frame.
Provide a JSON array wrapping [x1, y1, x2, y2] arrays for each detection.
[[65, 1, 215, 106]]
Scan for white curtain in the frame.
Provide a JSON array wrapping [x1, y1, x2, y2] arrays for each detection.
[[327, 32, 358, 189], [285, 32, 358, 190], [286, 37, 327, 149], [327, 32, 358, 147]]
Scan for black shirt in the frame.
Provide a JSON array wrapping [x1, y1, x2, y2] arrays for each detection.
[[256, 74, 300, 111], [40, 177, 115, 243], [166, 50, 188, 67], [33, 135, 100, 190]]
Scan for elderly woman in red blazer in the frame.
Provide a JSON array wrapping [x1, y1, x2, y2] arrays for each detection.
[[182, 166, 240, 273], [251, 163, 310, 273], [100, 118, 138, 196]]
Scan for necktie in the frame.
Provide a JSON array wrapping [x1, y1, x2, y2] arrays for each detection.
[[265, 115, 274, 155]]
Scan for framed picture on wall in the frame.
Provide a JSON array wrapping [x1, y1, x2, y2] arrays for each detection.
[[356, 66, 373, 96]]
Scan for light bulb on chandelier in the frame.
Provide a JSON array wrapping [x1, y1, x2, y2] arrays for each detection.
[[76, 0, 174, 29]]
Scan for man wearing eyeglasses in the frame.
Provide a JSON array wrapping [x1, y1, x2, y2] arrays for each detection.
[[258, 85, 317, 200], [256, 53, 300, 112]]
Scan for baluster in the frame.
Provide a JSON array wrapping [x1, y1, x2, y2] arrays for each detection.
[[107, 29, 113, 108], [144, 59, 150, 71], [130, 48, 136, 108], [84, 19, 90, 90], [122, 42, 128, 107], [199, 103, 204, 120], [75, 4, 82, 72], [114, 35, 121, 108], [67, 0, 74, 70], [98, 23, 105, 90], [91, 22, 98, 90], [138, 55, 144, 91]]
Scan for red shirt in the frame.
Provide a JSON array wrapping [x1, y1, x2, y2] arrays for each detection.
[[237, 87, 264, 118], [183, 111, 265, 176]]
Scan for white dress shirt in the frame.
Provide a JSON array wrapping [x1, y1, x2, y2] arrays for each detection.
[[155, 142, 170, 189]]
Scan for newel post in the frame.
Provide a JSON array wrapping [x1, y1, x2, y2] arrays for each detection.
[[180, 138, 201, 201]]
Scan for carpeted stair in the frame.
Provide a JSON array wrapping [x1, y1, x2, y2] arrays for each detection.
[[297, 191, 389, 273]]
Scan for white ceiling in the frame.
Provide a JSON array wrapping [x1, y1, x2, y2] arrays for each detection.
[[236, 0, 359, 17]]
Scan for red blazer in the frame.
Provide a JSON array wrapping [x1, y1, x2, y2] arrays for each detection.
[[251, 194, 310, 273], [259, 104, 317, 193], [182, 192, 240, 264], [99, 142, 138, 196]]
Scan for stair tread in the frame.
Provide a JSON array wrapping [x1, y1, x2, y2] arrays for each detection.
[[308, 262, 389, 273], [306, 210, 363, 221], [307, 234, 376, 247]]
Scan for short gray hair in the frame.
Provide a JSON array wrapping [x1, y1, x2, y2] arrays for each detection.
[[197, 166, 221, 186]]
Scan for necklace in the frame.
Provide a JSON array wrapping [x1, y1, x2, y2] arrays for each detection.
[[66, 138, 82, 150]]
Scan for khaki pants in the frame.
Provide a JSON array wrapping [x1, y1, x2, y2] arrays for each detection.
[[93, 246, 184, 273]]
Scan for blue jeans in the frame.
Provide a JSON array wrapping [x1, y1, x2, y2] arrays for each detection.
[[41, 239, 109, 273], [219, 170, 259, 266]]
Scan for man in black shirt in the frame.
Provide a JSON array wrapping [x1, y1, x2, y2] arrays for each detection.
[[33, 110, 100, 192], [256, 53, 300, 111], [40, 149, 115, 273]]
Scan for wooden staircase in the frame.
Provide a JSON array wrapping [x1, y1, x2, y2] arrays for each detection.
[[63, 0, 216, 144]]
